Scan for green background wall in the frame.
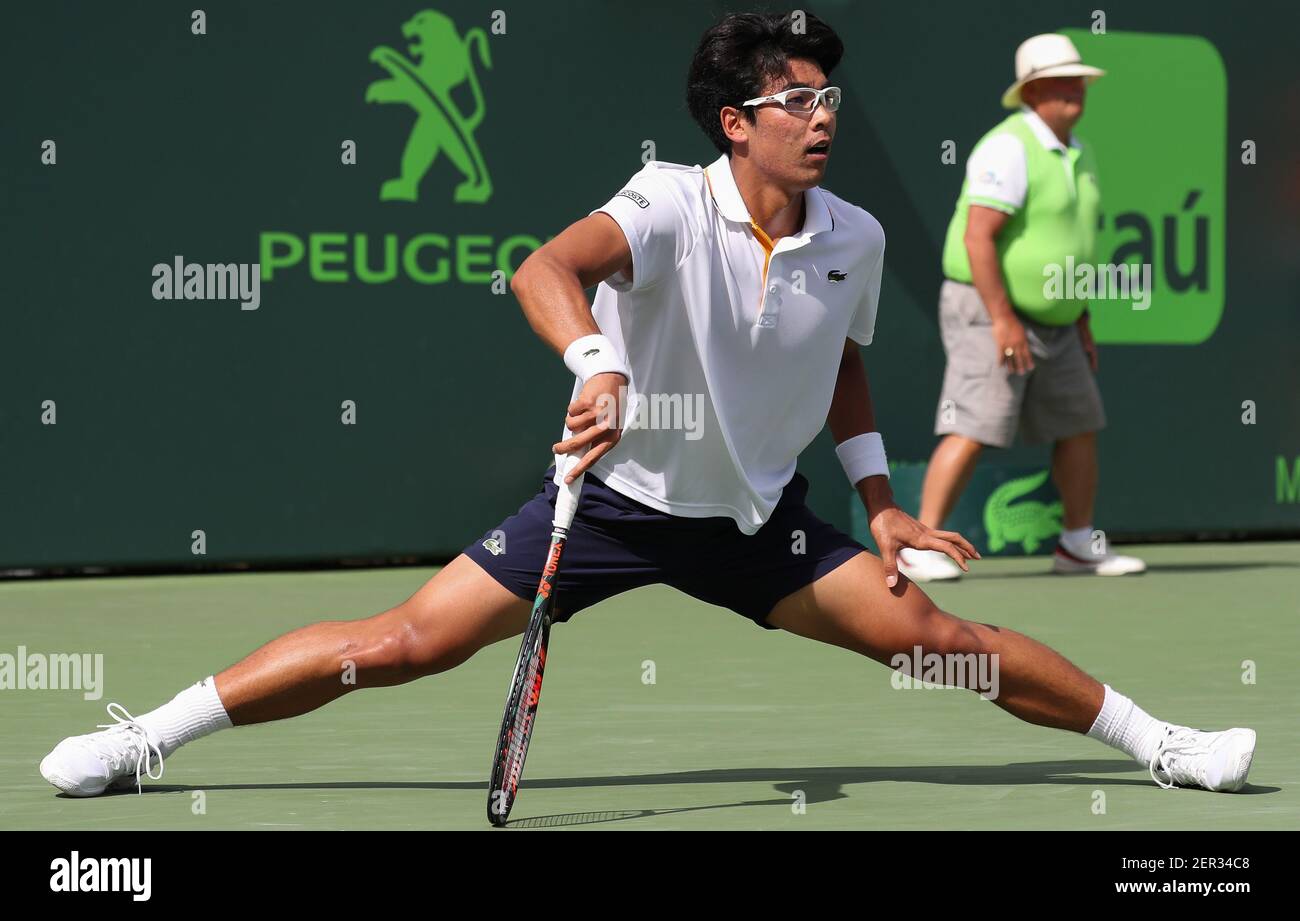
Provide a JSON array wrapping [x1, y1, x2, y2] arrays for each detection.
[[3, 1, 1297, 571]]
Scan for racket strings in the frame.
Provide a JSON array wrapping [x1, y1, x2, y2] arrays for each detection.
[[502, 640, 545, 793]]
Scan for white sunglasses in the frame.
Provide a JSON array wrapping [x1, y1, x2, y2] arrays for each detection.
[[742, 85, 842, 114]]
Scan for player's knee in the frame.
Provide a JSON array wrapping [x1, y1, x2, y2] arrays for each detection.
[[405, 630, 481, 678], [370, 605, 481, 680], [330, 620, 397, 685], [331, 611, 447, 685], [930, 611, 992, 659]]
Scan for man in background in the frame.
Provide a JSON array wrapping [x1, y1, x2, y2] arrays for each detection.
[[900, 33, 1146, 582]]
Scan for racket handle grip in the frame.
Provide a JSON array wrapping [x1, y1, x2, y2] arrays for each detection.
[[553, 453, 586, 530]]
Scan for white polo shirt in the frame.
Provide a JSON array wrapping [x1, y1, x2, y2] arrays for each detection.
[[965, 106, 1083, 212], [555, 152, 886, 535]]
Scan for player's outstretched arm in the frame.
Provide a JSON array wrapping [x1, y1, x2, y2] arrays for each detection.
[[828, 339, 980, 589], [513, 213, 634, 482]]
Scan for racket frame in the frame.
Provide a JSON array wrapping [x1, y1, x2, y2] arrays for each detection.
[[486, 456, 585, 826]]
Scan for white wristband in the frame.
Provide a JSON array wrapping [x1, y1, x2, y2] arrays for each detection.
[[563, 334, 630, 384], [835, 432, 889, 485]]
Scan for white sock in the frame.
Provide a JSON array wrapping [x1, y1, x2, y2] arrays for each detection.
[[1086, 684, 1168, 765], [136, 676, 233, 759], [1059, 525, 1094, 554]]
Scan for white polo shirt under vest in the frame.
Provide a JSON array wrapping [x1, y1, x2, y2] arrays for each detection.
[[555, 152, 886, 535], [964, 106, 1084, 213]]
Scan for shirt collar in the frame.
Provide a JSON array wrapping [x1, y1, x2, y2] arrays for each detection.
[[704, 153, 834, 238], [1019, 106, 1082, 152]]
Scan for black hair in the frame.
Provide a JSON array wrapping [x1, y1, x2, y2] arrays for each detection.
[[686, 10, 844, 156]]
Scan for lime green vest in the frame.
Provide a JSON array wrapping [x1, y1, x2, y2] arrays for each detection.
[[942, 112, 1100, 326]]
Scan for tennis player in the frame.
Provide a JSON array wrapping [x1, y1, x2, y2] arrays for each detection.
[[40, 12, 1254, 800]]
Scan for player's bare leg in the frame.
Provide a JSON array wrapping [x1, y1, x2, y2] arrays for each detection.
[[770, 550, 1102, 729], [219, 554, 529, 724], [768, 552, 1256, 790], [39, 555, 529, 795]]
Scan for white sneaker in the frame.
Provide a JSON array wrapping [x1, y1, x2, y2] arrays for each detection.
[[1148, 725, 1257, 792], [1053, 542, 1146, 575], [897, 548, 963, 582], [39, 703, 165, 797]]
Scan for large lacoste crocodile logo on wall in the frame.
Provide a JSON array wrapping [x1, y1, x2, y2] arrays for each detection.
[[365, 9, 493, 204], [983, 470, 1063, 554]]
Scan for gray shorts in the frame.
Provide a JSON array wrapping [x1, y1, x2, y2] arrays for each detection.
[[934, 280, 1106, 449]]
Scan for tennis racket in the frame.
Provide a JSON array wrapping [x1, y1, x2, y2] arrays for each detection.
[[487, 453, 586, 826]]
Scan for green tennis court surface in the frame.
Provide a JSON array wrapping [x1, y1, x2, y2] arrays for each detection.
[[2, 541, 1294, 830]]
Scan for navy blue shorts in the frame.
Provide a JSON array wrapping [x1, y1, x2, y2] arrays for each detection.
[[462, 466, 867, 629]]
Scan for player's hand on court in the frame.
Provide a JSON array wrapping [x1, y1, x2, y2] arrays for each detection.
[[552, 372, 628, 484], [869, 505, 981, 589], [993, 315, 1034, 375], [1077, 313, 1099, 372]]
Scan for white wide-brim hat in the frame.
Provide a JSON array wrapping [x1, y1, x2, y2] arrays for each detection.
[[1001, 33, 1105, 109]]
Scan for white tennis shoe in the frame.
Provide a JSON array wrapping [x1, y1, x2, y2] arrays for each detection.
[[1148, 725, 1257, 793], [897, 547, 964, 582], [39, 703, 165, 797], [1053, 542, 1147, 575]]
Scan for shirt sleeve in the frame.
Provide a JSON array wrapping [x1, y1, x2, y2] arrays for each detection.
[[965, 133, 1027, 214], [590, 163, 696, 293], [847, 216, 885, 346]]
